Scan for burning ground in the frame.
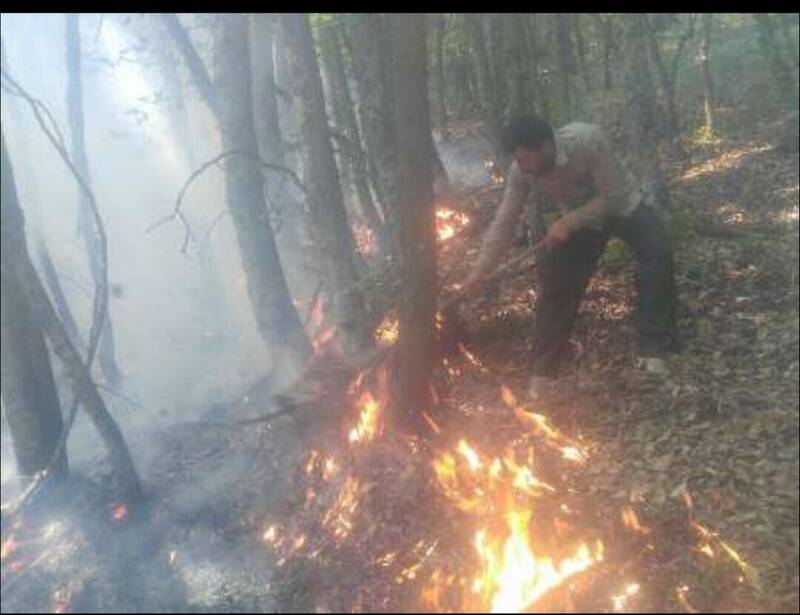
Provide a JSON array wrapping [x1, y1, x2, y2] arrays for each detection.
[[1, 120, 798, 613]]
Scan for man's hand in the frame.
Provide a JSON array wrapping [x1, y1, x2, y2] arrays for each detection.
[[540, 217, 572, 250]]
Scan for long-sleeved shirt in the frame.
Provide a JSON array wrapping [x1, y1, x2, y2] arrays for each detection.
[[474, 122, 643, 277]]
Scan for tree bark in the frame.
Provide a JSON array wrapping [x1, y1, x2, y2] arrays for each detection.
[[504, 13, 532, 118], [276, 13, 371, 358], [466, 13, 502, 153], [345, 13, 401, 245], [555, 13, 576, 123], [572, 13, 592, 93], [66, 13, 121, 387], [753, 13, 800, 112], [250, 14, 317, 297], [385, 14, 438, 431], [433, 14, 450, 141], [3, 129, 142, 499], [700, 13, 716, 133], [212, 14, 313, 381], [2, 131, 67, 483], [317, 20, 389, 253], [486, 14, 508, 119], [622, 14, 668, 210], [160, 14, 219, 116]]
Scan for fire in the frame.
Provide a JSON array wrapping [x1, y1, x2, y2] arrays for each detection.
[[374, 315, 399, 344], [473, 516, 602, 613], [611, 582, 641, 612], [435, 207, 470, 242], [621, 507, 651, 535], [321, 476, 364, 540], [348, 391, 382, 444], [428, 436, 602, 612]]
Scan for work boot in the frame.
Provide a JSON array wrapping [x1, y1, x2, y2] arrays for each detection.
[[634, 355, 670, 376]]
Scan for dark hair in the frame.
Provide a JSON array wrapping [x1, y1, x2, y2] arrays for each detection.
[[499, 114, 554, 154]]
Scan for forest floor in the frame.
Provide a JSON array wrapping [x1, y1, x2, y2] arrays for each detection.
[[1, 115, 798, 613]]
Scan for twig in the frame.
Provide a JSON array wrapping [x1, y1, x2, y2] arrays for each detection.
[[1, 67, 138, 508], [147, 149, 307, 253]]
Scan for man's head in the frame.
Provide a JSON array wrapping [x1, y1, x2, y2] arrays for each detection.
[[500, 114, 556, 177]]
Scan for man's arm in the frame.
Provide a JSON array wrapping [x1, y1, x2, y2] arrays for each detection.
[[560, 130, 628, 233], [469, 162, 530, 282]]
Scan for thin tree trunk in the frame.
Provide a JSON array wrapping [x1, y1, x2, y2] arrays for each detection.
[[163, 14, 312, 383], [572, 13, 591, 92], [2, 133, 67, 482], [277, 13, 372, 358], [213, 14, 313, 382], [504, 13, 532, 118], [466, 13, 502, 153], [754, 13, 800, 112], [700, 13, 715, 133], [642, 14, 679, 140], [346, 14, 401, 248], [3, 129, 142, 498], [318, 20, 389, 253], [486, 14, 508, 119], [66, 13, 121, 387], [555, 13, 576, 122], [776, 13, 799, 70], [250, 14, 319, 299], [385, 14, 438, 432], [160, 14, 218, 116], [434, 14, 450, 141], [623, 14, 668, 210]]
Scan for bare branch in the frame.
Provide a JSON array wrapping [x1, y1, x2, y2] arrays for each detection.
[[148, 149, 307, 252]]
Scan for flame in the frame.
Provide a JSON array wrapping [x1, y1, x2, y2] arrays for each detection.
[[472, 515, 602, 613], [611, 582, 641, 612], [312, 326, 339, 355], [428, 438, 602, 611], [435, 207, 470, 242], [321, 477, 364, 540], [374, 315, 399, 344], [348, 391, 382, 444], [621, 507, 651, 535]]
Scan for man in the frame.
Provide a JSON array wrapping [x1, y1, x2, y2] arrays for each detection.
[[459, 115, 677, 400]]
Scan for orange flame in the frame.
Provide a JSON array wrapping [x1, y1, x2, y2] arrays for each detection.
[[435, 207, 470, 242], [348, 392, 382, 444]]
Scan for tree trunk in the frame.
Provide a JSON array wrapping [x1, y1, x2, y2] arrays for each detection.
[[317, 20, 389, 254], [3, 129, 141, 500], [525, 14, 550, 120], [555, 13, 576, 123], [622, 14, 668, 210], [486, 14, 508, 119], [1, 133, 67, 483], [466, 13, 502, 153], [385, 14, 438, 432], [642, 14, 680, 141], [591, 14, 614, 90], [250, 14, 318, 298], [66, 13, 121, 387], [700, 13, 715, 133], [776, 13, 799, 71], [276, 13, 371, 358], [433, 14, 450, 141], [572, 13, 592, 93], [504, 13, 532, 118], [754, 13, 800, 112], [164, 14, 312, 383], [346, 14, 401, 247]]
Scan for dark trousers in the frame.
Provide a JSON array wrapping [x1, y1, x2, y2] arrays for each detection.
[[531, 205, 677, 376]]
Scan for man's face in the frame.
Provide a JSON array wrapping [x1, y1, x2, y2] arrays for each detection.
[[513, 142, 555, 178]]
